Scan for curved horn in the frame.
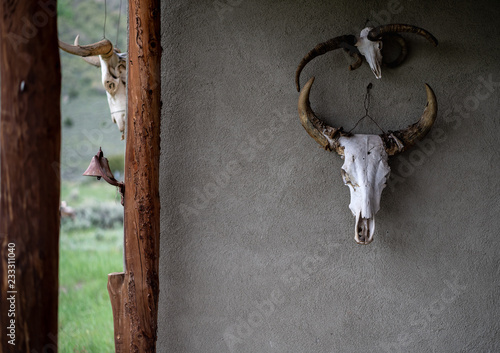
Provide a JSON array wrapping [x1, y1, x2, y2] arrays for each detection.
[[368, 24, 438, 47], [348, 52, 363, 71], [64, 36, 102, 67], [298, 77, 350, 155], [295, 35, 357, 92], [380, 33, 408, 68], [58, 36, 114, 60], [381, 83, 438, 156]]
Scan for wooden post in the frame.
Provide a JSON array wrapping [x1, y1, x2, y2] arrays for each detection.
[[107, 0, 161, 351], [0, 1, 61, 352]]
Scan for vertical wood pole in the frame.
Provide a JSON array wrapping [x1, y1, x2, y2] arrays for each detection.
[[0, 1, 61, 352], [110, 0, 161, 351]]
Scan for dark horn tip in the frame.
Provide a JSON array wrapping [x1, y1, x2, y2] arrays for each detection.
[[425, 33, 439, 47]]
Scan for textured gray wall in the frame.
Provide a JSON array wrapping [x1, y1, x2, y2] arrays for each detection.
[[158, 1, 500, 352]]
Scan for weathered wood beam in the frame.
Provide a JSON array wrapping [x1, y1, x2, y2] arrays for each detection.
[[107, 0, 161, 351], [0, 1, 61, 352], [125, 0, 161, 349], [108, 272, 127, 351]]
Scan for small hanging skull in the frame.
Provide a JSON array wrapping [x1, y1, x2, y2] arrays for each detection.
[[295, 24, 438, 91], [355, 27, 383, 79]]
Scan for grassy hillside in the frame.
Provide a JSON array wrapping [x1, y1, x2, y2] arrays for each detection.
[[58, 0, 127, 180], [57, 2, 127, 352]]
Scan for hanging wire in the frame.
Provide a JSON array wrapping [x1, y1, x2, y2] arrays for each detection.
[[103, 0, 107, 39], [116, 0, 123, 48], [348, 83, 387, 134]]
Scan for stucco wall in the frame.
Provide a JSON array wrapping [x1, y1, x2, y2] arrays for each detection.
[[158, 1, 500, 352]]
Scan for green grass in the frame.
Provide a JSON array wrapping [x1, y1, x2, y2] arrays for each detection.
[[58, 1, 127, 349], [61, 180, 124, 206], [59, 182, 124, 352]]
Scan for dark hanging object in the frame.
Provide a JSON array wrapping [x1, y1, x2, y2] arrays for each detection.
[[83, 147, 125, 205]]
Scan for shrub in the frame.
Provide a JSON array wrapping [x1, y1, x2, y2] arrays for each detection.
[[61, 202, 123, 231]]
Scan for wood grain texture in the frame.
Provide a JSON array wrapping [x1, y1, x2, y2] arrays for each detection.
[[108, 272, 126, 352], [109, 0, 161, 352], [0, 0, 61, 352]]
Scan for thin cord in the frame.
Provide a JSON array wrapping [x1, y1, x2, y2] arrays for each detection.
[[348, 83, 387, 134], [116, 0, 122, 47], [103, 0, 107, 38]]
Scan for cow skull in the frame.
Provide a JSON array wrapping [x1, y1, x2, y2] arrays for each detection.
[[295, 24, 438, 91], [298, 77, 437, 244], [339, 135, 390, 244], [355, 27, 383, 79], [59, 37, 127, 140]]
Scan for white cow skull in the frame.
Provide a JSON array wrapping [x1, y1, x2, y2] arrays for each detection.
[[98, 53, 127, 138], [355, 27, 383, 79], [339, 135, 390, 244], [59, 37, 127, 140], [298, 77, 437, 244]]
